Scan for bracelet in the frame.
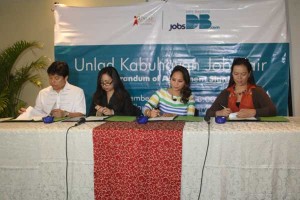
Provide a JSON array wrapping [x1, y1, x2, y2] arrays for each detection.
[[64, 110, 69, 117]]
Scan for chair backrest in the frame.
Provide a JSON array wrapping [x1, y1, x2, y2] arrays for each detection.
[[132, 105, 142, 116], [194, 108, 199, 116]]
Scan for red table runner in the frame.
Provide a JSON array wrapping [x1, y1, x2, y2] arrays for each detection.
[[93, 121, 185, 200]]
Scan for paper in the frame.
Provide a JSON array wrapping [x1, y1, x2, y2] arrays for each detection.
[[85, 116, 108, 121], [14, 106, 46, 121], [228, 112, 257, 121], [148, 116, 175, 121], [62, 117, 82, 122], [63, 116, 108, 122], [0, 117, 13, 122]]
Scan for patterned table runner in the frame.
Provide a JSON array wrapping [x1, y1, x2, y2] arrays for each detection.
[[93, 121, 185, 199]]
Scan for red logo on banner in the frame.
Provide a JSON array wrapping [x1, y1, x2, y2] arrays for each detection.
[[133, 16, 138, 26]]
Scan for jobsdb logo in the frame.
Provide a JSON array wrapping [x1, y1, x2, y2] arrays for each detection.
[[169, 14, 220, 31]]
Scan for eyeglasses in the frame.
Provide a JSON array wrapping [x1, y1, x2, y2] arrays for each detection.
[[100, 81, 113, 86]]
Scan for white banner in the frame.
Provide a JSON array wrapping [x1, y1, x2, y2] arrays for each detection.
[[54, 0, 287, 45], [54, 0, 289, 116]]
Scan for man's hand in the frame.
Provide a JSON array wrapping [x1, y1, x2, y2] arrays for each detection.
[[50, 109, 65, 118], [18, 107, 27, 114]]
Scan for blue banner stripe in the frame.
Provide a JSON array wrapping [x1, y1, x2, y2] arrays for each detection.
[[55, 43, 289, 116]]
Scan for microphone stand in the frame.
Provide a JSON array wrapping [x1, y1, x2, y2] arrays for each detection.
[[198, 116, 211, 200], [65, 117, 86, 200]]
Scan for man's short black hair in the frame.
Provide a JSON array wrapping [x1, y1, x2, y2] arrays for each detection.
[[47, 61, 69, 77]]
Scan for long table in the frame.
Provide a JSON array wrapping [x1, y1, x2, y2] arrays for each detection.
[[0, 118, 300, 199]]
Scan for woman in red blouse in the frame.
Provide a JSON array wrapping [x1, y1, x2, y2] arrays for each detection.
[[206, 57, 277, 118]]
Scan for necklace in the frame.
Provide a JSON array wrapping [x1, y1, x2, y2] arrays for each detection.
[[235, 89, 247, 96], [169, 88, 180, 101]]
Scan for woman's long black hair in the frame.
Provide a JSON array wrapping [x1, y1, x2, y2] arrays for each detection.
[[171, 65, 192, 104], [227, 57, 256, 88], [92, 66, 126, 104]]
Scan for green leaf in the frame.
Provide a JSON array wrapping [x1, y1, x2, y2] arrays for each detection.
[[0, 87, 9, 113], [0, 40, 49, 117]]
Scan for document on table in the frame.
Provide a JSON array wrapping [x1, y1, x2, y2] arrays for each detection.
[[0, 117, 13, 122], [148, 116, 175, 121], [85, 116, 109, 121], [13, 106, 46, 121], [63, 116, 109, 122], [228, 112, 257, 121]]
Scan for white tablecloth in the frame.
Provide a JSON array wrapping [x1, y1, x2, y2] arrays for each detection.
[[181, 117, 300, 200], [1, 118, 300, 199], [0, 121, 102, 200]]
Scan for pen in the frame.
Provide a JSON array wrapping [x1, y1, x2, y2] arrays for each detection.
[[149, 106, 160, 117], [220, 104, 226, 109]]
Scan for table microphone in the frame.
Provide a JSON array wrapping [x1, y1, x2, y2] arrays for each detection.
[[204, 115, 211, 124], [65, 116, 86, 200], [75, 117, 86, 126]]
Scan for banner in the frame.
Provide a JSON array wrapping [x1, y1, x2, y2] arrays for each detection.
[[54, 0, 289, 116]]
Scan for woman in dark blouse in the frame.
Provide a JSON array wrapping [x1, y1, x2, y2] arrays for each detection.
[[88, 66, 141, 116]]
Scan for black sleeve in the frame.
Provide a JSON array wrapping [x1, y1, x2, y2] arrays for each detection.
[[88, 100, 97, 116], [107, 91, 132, 116], [122, 92, 135, 116], [132, 105, 142, 116], [205, 90, 229, 117], [124, 92, 142, 116]]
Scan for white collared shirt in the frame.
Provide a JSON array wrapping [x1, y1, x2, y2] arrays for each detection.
[[34, 82, 86, 115]]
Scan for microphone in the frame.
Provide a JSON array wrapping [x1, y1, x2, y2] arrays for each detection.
[[171, 94, 176, 101], [75, 117, 86, 126], [204, 115, 211, 124]]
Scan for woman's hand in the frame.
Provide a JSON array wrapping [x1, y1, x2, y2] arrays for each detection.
[[95, 105, 114, 116], [102, 107, 114, 116], [95, 105, 104, 113], [95, 105, 107, 116], [216, 108, 232, 117], [145, 109, 160, 118], [237, 109, 256, 118]]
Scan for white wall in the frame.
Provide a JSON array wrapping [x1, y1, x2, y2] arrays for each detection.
[[0, 0, 299, 116], [287, 0, 300, 116]]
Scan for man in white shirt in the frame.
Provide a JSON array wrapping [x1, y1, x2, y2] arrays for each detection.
[[19, 61, 86, 118]]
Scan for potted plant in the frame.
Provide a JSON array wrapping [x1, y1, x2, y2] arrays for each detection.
[[0, 40, 50, 118]]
